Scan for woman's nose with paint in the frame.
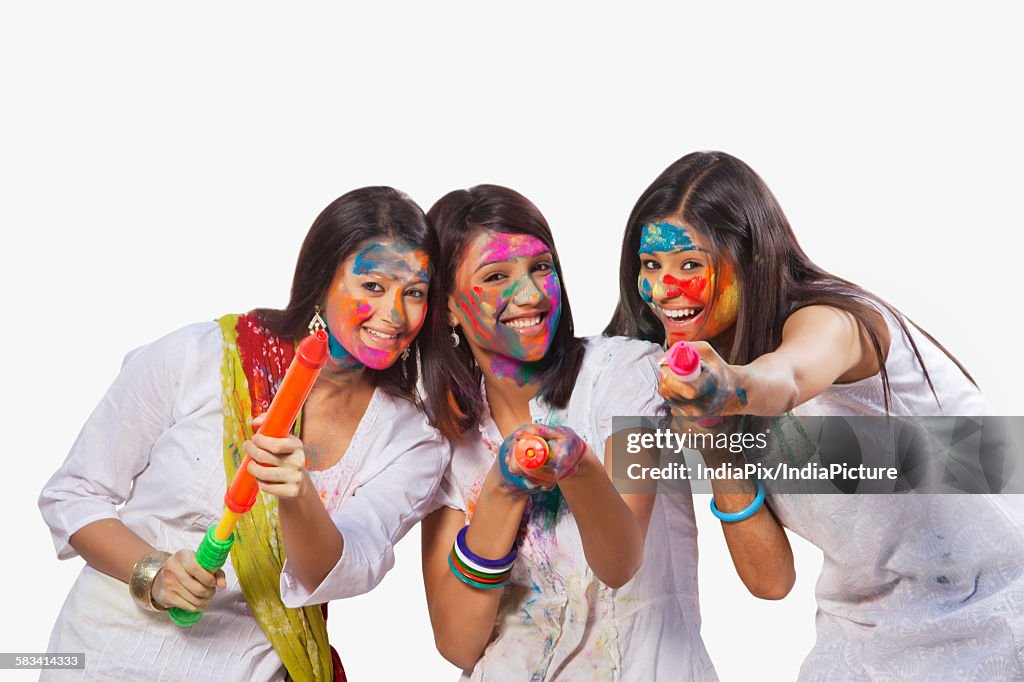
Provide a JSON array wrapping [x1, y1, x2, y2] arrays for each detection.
[[655, 273, 708, 304], [510, 273, 544, 307], [379, 287, 407, 328]]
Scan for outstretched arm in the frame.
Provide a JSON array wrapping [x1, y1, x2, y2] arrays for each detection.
[[660, 305, 888, 418]]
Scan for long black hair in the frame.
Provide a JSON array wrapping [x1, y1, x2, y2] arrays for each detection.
[[255, 186, 432, 401], [421, 184, 587, 441], [604, 151, 975, 410]]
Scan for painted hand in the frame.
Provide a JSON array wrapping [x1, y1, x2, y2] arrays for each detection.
[[244, 413, 309, 499], [497, 424, 587, 492], [151, 549, 227, 612], [657, 341, 748, 419]]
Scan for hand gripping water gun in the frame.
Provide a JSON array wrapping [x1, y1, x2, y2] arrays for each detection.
[[169, 327, 330, 626], [513, 435, 550, 470], [665, 341, 723, 428], [498, 434, 551, 491]]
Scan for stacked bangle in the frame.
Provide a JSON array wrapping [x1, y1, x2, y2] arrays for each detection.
[[448, 525, 517, 590], [710, 480, 766, 522]]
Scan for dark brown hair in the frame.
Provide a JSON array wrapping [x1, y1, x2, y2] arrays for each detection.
[[255, 186, 431, 401], [604, 151, 975, 410], [421, 184, 587, 440]]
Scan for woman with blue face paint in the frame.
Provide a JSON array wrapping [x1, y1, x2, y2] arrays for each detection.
[[607, 151, 1024, 680], [39, 187, 449, 681], [419, 185, 717, 681]]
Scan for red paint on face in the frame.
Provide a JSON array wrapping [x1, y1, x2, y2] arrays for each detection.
[[662, 273, 709, 302]]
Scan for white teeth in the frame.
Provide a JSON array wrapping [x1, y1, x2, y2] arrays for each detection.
[[364, 328, 398, 340], [503, 316, 541, 329], [662, 307, 700, 321]]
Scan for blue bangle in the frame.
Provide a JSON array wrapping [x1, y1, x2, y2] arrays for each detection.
[[710, 480, 766, 522], [456, 525, 517, 569]]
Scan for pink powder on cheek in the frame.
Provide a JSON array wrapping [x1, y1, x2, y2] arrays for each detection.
[[353, 300, 373, 320]]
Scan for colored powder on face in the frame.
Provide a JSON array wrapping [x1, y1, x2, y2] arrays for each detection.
[[479, 234, 549, 264], [352, 241, 430, 283], [708, 268, 741, 331], [323, 240, 431, 373], [638, 222, 695, 255], [325, 297, 380, 367], [638, 276, 654, 304], [662, 273, 709, 302], [388, 288, 406, 326], [455, 266, 561, 369]]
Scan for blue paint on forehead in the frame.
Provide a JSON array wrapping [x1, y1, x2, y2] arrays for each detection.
[[352, 241, 429, 282], [638, 222, 696, 255]]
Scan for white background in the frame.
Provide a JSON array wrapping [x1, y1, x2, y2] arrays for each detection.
[[2, 3, 1022, 680]]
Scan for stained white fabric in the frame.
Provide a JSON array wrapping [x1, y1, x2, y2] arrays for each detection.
[[771, 305, 1024, 680], [39, 321, 448, 681], [434, 335, 718, 682]]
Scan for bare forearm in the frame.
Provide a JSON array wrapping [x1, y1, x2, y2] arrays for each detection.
[[430, 470, 525, 668], [68, 518, 156, 583], [278, 474, 344, 592], [703, 451, 794, 599], [559, 454, 644, 588], [735, 354, 800, 416]]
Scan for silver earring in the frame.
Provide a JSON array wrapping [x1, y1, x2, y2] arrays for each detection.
[[308, 306, 327, 334], [401, 347, 411, 361], [450, 328, 461, 347]]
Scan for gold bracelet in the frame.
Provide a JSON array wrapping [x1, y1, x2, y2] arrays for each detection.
[[129, 551, 172, 612]]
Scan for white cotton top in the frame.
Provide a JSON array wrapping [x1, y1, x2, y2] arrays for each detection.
[[434, 335, 718, 682], [38, 321, 449, 682], [770, 304, 1024, 680]]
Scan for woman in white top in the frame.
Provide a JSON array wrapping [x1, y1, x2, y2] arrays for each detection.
[[39, 187, 449, 681], [418, 185, 717, 681], [606, 151, 1024, 679]]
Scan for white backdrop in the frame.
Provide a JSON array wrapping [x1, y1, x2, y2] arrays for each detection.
[[2, 2, 1021, 680]]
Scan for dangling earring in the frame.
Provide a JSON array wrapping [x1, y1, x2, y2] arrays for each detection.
[[309, 306, 327, 334], [450, 328, 461, 348], [401, 347, 411, 361]]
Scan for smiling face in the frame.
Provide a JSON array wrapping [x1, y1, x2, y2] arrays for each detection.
[[637, 220, 740, 345], [448, 231, 561, 378], [323, 238, 429, 370]]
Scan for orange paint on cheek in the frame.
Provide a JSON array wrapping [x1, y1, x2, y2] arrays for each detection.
[[708, 263, 740, 330], [349, 299, 373, 321]]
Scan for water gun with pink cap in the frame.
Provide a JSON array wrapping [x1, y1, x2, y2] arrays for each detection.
[[664, 341, 724, 428]]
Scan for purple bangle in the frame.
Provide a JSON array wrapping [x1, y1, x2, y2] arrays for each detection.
[[456, 525, 517, 569]]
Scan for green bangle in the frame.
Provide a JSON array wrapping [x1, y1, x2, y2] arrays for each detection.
[[450, 548, 512, 581], [448, 553, 508, 590]]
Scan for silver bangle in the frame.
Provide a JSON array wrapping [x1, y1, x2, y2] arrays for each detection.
[[129, 551, 172, 612]]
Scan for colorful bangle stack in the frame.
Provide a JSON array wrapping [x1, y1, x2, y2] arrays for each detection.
[[710, 480, 766, 522], [448, 525, 517, 590]]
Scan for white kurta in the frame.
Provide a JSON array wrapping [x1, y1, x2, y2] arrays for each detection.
[[770, 305, 1024, 680], [434, 335, 717, 682], [39, 321, 449, 681]]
